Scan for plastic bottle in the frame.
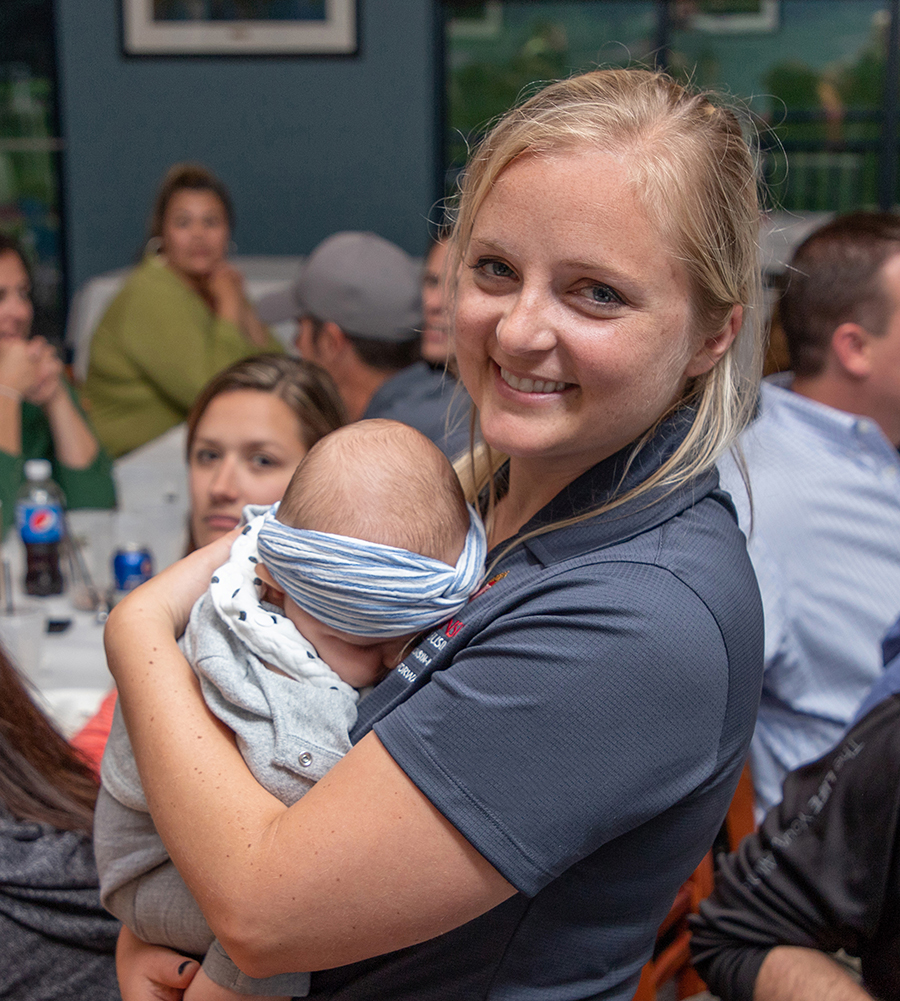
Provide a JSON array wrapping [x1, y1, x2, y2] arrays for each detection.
[[16, 459, 65, 596]]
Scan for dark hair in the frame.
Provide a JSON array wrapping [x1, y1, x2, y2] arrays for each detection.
[[187, 354, 348, 458], [0, 645, 98, 833], [0, 233, 30, 278], [305, 318, 420, 373], [781, 212, 900, 377], [345, 332, 421, 372], [148, 162, 235, 241]]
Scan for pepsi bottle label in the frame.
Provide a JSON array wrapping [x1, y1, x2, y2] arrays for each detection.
[[17, 504, 64, 544]]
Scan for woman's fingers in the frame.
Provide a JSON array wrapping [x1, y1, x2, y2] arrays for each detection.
[[108, 527, 241, 643], [115, 926, 200, 1001], [22, 341, 63, 405], [0, 337, 38, 395]]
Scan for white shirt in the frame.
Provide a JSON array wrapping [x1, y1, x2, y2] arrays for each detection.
[[718, 374, 900, 813]]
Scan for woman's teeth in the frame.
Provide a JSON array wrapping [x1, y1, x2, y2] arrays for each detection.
[[500, 368, 568, 394]]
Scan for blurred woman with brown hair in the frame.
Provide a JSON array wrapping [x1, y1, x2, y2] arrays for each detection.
[[0, 646, 120, 999], [0, 234, 115, 535]]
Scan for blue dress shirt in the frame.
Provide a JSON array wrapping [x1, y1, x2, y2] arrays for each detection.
[[718, 374, 900, 814]]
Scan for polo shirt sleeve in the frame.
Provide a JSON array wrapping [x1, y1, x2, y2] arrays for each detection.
[[374, 561, 731, 896]]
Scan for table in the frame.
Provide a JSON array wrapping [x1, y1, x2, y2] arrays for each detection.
[[2, 425, 193, 738], [2, 532, 112, 737]]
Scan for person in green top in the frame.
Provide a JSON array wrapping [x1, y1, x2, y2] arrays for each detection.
[[84, 163, 282, 459], [0, 235, 116, 536]]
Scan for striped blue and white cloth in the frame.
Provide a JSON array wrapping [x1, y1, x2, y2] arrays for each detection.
[[256, 502, 487, 638]]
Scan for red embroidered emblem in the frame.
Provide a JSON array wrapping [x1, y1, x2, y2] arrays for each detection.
[[470, 570, 509, 601]]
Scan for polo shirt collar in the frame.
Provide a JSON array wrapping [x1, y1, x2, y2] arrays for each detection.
[[496, 407, 725, 567]]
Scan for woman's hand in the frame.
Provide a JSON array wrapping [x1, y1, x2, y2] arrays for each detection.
[[206, 264, 246, 328], [0, 336, 39, 397], [206, 263, 271, 348], [115, 926, 200, 1001], [107, 527, 240, 651], [22, 337, 64, 406]]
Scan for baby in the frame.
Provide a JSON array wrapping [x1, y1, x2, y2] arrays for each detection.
[[95, 419, 486, 1001]]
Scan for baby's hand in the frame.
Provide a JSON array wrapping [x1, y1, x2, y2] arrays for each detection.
[[183, 967, 289, 1001]]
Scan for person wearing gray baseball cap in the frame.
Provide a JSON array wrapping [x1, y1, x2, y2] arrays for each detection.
[[256, 231, 472, 459]]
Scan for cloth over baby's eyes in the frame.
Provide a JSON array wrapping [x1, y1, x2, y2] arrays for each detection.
[[256, 502, 487, 639]]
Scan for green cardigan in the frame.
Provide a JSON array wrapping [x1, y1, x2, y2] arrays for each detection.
[[0, 385, 117, 535], [83, 256, 282, 458]]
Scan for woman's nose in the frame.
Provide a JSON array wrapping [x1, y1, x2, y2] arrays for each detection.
[[208, 458, 240, 500], [494, 290, 558, 356], [3, 295, 31, 323]]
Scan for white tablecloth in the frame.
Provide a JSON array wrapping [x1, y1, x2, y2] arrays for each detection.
[[3, 535, 111, 736]]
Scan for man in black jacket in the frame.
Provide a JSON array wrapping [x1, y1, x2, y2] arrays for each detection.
[[690, 618, 900, 1001]]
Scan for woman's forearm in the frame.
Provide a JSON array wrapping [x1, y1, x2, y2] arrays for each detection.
[[42, 385, 99, 469], [106, 568, 513, 977], [237, 301, 273, 348], [0, 394, 21, 455], [754, 947, 871, 1001]]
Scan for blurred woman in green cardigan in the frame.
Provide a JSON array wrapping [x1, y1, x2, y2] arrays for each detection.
[[0, 235, 115, 535], [84, 163, 281, 459]]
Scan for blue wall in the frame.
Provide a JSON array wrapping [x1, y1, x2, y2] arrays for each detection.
[[55, 1, 439, 289]]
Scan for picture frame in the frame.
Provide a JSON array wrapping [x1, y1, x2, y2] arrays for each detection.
[[447, 1, 502, 41], [690, 0, 779, 34], [122, 0, 357, 56]]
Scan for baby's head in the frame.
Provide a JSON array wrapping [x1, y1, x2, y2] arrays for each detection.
[[257, 419, 478, 687], [278, 419, 470, 565]]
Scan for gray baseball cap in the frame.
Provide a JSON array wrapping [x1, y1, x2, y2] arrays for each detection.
[[254, 231, 423, 342]]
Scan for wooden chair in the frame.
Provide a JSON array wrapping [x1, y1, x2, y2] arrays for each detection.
[[631, 850, 714, 1001], [632, 762, 757, 1001]]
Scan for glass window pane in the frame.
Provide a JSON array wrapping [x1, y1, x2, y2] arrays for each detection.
[[445, 1, 896, 215], [445, 2, 658, 181], [0, 0, 64, 344], [669, 0, 890, 212]]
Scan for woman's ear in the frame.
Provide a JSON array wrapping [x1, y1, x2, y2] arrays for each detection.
[[685, 305, 742, 378]]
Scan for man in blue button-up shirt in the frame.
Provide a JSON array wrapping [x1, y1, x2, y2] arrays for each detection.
[[719, 212, 900, 814]]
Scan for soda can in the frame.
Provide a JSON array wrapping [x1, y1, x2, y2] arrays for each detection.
[[113, 544, 154, 592]]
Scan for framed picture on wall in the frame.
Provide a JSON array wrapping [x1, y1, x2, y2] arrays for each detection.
[[122, 0, 357, 56], [691, 0, 779, 34]]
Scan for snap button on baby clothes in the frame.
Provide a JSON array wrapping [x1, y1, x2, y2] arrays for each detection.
[[298, 751, 313, 767]]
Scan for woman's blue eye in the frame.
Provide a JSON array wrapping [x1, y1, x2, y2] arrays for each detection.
[[585, 284, 622, 305], [193, 448, 218, 464], [251, 454, 279, 469], [476, 259, 515, 279]]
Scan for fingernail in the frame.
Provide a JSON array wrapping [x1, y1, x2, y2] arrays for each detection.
[[178, 960, 196, 976]]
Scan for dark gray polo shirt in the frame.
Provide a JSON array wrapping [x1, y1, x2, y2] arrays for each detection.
[[309, 411, 764, 1001]]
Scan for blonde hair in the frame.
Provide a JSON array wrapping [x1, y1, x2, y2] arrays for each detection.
[[449, 68, 763, 540]]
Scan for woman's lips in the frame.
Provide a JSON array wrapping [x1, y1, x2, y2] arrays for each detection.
[[205, 514, 240, 532], [499, 366, 570, 394]]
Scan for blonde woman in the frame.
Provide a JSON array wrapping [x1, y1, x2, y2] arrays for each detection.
[[107, 69, 765, 1001]]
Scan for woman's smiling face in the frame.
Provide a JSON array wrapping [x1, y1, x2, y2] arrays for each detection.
[[454, 149, 714, 484]]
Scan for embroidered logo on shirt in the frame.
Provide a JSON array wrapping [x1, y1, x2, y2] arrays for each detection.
[[471, 570, 509, 601]]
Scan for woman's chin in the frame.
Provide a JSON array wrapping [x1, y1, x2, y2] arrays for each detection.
[[194, 518, 239, 548], [168, 259, 220, 283]]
